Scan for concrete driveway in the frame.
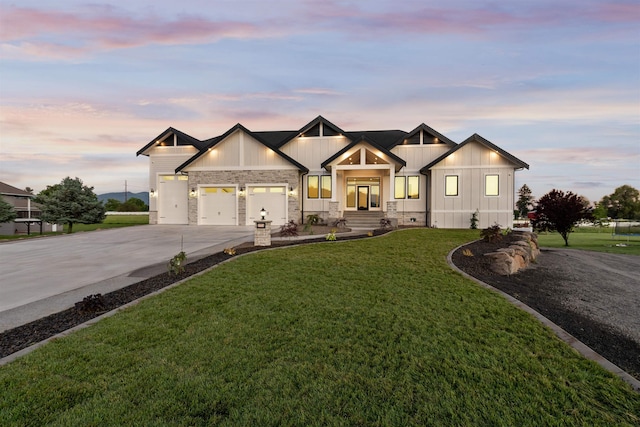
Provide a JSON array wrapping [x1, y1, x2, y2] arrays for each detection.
[[0, 225, 254, 331]]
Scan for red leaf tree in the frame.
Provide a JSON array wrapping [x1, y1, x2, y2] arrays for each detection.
[[532, 189, 593, 246]]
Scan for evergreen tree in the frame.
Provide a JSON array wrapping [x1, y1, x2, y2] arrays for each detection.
[[515, 184, 534, 219], [35, 177, 106, 233], [0, 198, 17, 223]]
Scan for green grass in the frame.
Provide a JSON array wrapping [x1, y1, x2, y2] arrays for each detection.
[[0, 215, 149, 240], [537, 227, 640, 255], [1, 229, 638, 426]]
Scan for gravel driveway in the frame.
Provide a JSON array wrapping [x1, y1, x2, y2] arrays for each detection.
[[537, 248, 640, 344]]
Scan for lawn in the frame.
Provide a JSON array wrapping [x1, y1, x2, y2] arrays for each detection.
[[537, 226, 640, 255], [1, 229, 638, 426]]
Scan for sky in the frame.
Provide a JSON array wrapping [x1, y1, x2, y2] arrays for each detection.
[[0, 0, 638, 203]]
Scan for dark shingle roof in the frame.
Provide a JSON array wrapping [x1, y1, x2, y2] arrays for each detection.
[[136, 127, 206, 156], [0, 182, 34, 197]]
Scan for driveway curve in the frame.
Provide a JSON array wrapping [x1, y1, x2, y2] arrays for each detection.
[[0, 225, 254, 331]]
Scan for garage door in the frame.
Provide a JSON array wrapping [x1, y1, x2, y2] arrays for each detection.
[[199, 187, 237, 225], [158, 175, 188, 224], [247, 186, 287, 225]]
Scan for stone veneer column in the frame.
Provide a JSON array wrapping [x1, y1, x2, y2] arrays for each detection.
[[254, 220, 272, 246], [328, 201, 340, 222], [386, 201, 398, 227]]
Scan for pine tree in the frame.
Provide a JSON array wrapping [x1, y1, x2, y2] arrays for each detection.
[[515, 184, 534, 219], [35, 177, 106, 233]]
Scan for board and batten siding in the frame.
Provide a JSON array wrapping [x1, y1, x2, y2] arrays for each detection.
[[186, 130, 296, 170], [429, 141, 516, 229], [147, 146, 199, 213], [280, 136, 350, 170]]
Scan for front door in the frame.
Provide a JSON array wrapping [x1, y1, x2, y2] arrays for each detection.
[[357, 186, 369, 210]]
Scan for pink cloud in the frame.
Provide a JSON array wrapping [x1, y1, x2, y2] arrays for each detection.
[[0, 5, 272, 59]]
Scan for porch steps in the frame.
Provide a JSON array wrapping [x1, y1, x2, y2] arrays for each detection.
[[342, 211, 385, 229]]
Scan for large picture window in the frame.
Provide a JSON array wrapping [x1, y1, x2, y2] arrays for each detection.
[[321, 176, 332, 198], [485, 174, 499, 196], [307, 176, 319, 198], [445, 175, 458, 196]]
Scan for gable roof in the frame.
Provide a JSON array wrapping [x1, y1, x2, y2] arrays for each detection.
[[420, 133, 529, 173], [0, 182, 35, 197], [390, 123, 457, 149], [175, 123, 309, 173], [136, 127, 205, 156], [321, 134, 407, 172], [274, 115, 347, 148]]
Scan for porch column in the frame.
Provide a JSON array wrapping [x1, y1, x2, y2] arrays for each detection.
[[388, 167, 395, 210]]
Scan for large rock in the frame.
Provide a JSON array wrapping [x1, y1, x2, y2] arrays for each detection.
[[484, 251, 519, 275]]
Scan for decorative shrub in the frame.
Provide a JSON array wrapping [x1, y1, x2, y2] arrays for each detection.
[[333, 218, 347, 228], [280, 220, 299, 237], [480, 224, 503, 243], [168, 251, 187, 275], [223, 248, 236, 256], [75, 294, 106, 314], [326, 229, 337, 241], [470, 209, 479, 229], [380, 218, 393, 229], [462, 248, 474, 257]]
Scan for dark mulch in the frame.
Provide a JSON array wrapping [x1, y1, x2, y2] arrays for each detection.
[[452, 235, 640, 380], [0, 229, 389, 359]]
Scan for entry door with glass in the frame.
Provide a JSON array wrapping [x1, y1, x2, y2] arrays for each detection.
[[346, 177, 381, 211]]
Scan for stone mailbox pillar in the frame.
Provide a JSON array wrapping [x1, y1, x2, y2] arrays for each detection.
[[254, 220, 272, 246]]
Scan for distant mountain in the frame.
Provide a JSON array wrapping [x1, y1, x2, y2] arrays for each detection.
[[98, 192, 149, 205]]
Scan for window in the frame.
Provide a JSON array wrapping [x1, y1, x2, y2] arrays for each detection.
[[407, 176, 419, 199], [395, 176, 406, 198], [485, 174, 499, 196], [395, 176, 420, 199], [307, 176, 319, 198], [321, 175, 331, 198], [445, 175, 458, 196]]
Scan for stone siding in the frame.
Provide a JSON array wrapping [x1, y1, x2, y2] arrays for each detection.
[[188, 170, 300, 225]]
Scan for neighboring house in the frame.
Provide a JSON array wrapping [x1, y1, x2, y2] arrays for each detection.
[[137, 116, 528, 229], [0, 182, 56, 235]]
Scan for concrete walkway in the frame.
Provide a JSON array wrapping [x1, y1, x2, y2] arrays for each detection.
[[0, 225, 254, 331]]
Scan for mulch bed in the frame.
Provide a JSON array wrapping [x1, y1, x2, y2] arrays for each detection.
[[452, 235, 640, 380]]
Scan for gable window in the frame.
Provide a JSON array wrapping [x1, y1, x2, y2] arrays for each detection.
[[394, 176, 406, 198], [445, 175, 458, 196], [321, 176, 332, 198], [485, 174, 499, 196], [308, 176, 319, 198]]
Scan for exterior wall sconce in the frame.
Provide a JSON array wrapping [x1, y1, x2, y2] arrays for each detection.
[[150, 188, 156, 197], [288, 186, 295, 196], [260, 207, 267, 220], [189, 188, 197, 198], [239, 186, 245, 196]]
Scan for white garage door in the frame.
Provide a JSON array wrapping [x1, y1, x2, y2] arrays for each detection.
[[247, 186, 287, 225], [199, 187, 237, 225], [158, 175, 188, 224]]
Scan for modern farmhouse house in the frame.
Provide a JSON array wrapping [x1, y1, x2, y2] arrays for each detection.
[[137, 116, 528, 229]]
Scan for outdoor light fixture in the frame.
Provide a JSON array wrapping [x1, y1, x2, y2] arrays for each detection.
[[288, 186, 294, 196], [150, 188, 156, 197], [260, 207, 267, 220], [190, 188, 197, 197]]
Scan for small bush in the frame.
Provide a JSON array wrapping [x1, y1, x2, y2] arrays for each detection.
[[470, 209, 479, 229], [333, 218, 347, 228], [462, 248, 474, 257], [75, 294, 106, 314], [223, 248, 236, 256], [326, 229, 337, 241], [380, 218, 393, 229], [280, 220, 298, 237], [168, 251, 187, 275], [481, 224, 503, 243]]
